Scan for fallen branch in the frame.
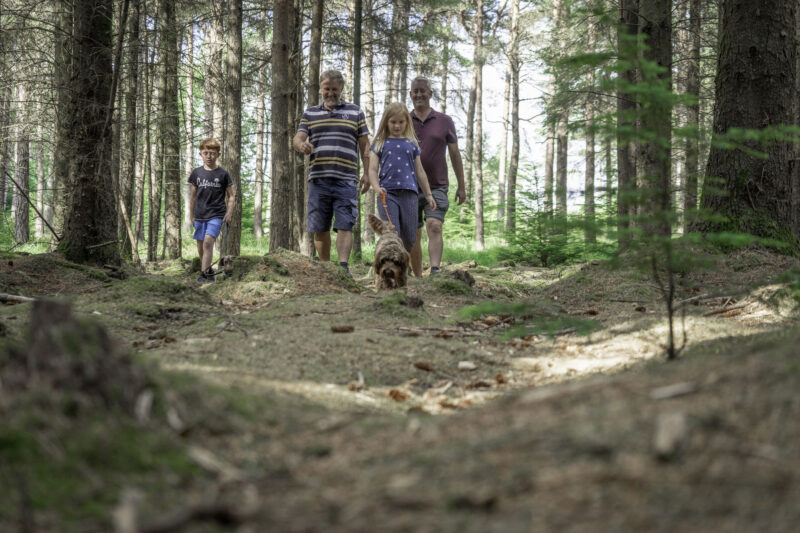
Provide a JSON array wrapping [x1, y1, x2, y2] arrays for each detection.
[[703, 303, 748, 317], [0, 292, 36, 303], [86, 239, 122, 250]]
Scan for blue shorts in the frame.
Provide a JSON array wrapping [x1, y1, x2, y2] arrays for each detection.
[[379, 189, 418, 251], [193, 218, 223, 240], [307, 178, 358, 233]]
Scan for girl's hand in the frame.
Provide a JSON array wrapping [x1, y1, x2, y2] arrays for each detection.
[[426, 194, 437, 211]]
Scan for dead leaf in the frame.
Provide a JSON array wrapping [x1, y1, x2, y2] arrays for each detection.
[[388, 389, 410, 402], [347, 381, 366, 392], [635, 306, 646, 312], [413, 361, 434, 371], [466, 380, 493, 389], [495, 373, 507, 385], [331, 325, 354, 333], [435, 330, 454, 338]]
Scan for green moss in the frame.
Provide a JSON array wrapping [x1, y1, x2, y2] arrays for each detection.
[[434, 279, 473, 295]]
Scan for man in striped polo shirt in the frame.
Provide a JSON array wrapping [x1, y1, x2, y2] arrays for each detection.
[[293, 70, 370, 276]]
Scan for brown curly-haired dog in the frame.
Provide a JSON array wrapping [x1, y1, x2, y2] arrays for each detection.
[[368, 214, 409, 290]]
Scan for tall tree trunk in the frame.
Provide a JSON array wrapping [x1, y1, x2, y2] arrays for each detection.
[[397, 0, 410, 105], [14, 85, 30, 244], [700, 1, 797, 239], [384, 3, 400, 106], [183, 23, 194, 233], [222, 0, 243, 256], [60, 0, 119, 264], [605, 134, 614, 228], [440, 19, 450, 114], [555, 113, 568, 221], [51, 0, 73, 245], [361, 0, 376, 244], [352, 0, 364, 259], [497, 64, 510, 224], [0, 89, 9, 212], [270, 0, 293, 251], [683, 0, 700, 231], [291, 0, 305, 252], [301, 0, 323, 255], [253, 10, 269, 239], [161, 0, 182, 259], [35, 102, 46, 238], [506, 0, 520, 234], [584, 22, 596, 245], [205, 3, 224, 140], [120, 0, 140, 259], [148, 21, 162, 262], [617, 0, 639, 248], [638, 0, 672, 234], [473, 0, 485, 250]]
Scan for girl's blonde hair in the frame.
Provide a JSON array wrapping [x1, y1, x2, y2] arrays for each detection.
[[372, 102, 419, 154]]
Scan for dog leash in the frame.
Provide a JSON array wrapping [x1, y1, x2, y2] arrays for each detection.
[[380, 190, 394, 228]]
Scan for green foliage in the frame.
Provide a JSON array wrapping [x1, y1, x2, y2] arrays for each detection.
[[455, 300, 600, 339]]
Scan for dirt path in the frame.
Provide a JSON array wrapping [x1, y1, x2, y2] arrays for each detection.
[[1, 248, 799, 531]]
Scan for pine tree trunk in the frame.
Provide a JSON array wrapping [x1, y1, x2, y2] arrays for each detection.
[[270, 0, 293, 251], [254, 10, 268, 239], [683, 0, 701, 231], [161, 0, 182, 259], [555, 114, 568, 221], [352, 0, 364, 259], [14, 85, 30, 244], [361, 0, 376, 244], [498, 64, 510, 223], [120, 0, 140, 259], [584, 23, 596, 245], [701, 1, 797, 239], [60, 0, 119, 264], [617, 0, 639, 248], [183, 23, 194, 233], [51, 0, 73, 245], [35, 102, 45, 238], [291, 0, 306, 253], [544, 80, 555, 215], [0, 88, 8, 211], [505, 0, 520, 234], [205, 5, 224, 140], [222, 0, 243, 256], [148, 26, 163, 262], [638, 0, 672, 234], [473, 0, 485, 251]]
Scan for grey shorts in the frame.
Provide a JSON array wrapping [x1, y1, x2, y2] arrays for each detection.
[[417, 188, 449, 228]]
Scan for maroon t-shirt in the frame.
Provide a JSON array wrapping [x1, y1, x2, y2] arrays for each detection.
[[411, 109, 458, 190]]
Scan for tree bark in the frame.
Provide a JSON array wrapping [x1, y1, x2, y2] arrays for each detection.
[[638, 0, 672, 235], [205, 3, 224, 140], [120, 0, 140, 259], [51, 0, 73, 244], [183, 23, 195, 233], [35, 102, 46, 238], [700, 1, 797, 240], [270, 0, 293, 251], [683, 0, 700, 231], [352, 0, 364, 258], [361, 0, 376, 244], [253, 10, 269, 239], [498, 64, 510, 223], [617, 0, 639, 248], [473, 0, 485, 250], [223, 0, 243, 256], [505, 0, 520, 234], [14, 85, 30, 244], [584, 21, 596, 245], [59, 0, 120, 264], [161, 0, 182, 259]]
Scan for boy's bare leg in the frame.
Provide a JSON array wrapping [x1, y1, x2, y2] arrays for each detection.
[[201, 235, 215, 272], [426, 219, 444, 268], [335, 230, 353, 264], [314, 231, 331, 261], [196, 240, 204, 266], [410, 228, 423, 276]]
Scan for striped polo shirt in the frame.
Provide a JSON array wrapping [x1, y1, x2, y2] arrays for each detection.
[[297, 100, 370, 182]]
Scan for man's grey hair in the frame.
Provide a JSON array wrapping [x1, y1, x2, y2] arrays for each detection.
[[320, 69, 345, 86], [411, 76, 433, 91]]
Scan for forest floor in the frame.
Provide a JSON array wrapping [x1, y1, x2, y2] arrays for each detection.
[[1, 246, 800, 532]]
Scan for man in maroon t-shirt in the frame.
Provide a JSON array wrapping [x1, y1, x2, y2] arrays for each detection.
[[408, 77, 466, 277]]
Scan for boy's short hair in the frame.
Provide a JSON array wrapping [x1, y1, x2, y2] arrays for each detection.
[[199, 138, 221, 153]]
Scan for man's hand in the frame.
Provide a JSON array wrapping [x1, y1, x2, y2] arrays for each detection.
[[455, 186, 466, 205], [298, 140, 314, 155], [426, 194, 437, 212]]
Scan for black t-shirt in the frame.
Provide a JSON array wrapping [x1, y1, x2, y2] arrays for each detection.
[[188, 166, 233, 221]]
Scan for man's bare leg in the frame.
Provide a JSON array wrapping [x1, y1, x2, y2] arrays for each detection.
[[315, 231, 331, 261], [410, 228, 423, 276], [426, 219, 444, 269]]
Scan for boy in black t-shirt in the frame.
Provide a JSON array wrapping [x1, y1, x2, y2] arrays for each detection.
[[188, 138, 235, 282]]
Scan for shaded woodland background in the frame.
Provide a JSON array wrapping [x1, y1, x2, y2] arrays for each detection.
[[0, 0, 798, 266]]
